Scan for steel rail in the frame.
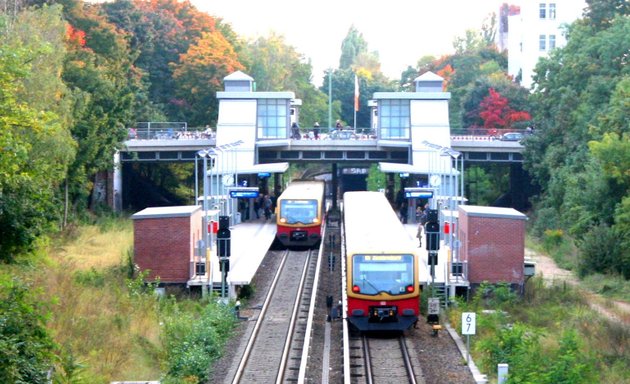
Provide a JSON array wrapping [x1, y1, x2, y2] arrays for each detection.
[[399, 336, 418, 384], [297, 223, 327, 383], [231, 249, 289, 384], [276, 250, 313, 384]]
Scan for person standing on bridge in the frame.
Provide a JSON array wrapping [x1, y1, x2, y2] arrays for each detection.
[[313, 122, 320, 139], [291, 122, 301, 139], [335, 120, 343, 130]]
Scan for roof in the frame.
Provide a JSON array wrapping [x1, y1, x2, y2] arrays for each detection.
[[459, 205, 527, 220], [235, 162, 289, 174], [223, 71, 254, 81], [131, 205, 201, 220], [414, 71, 444, 82], [378, 162, 459, 175]]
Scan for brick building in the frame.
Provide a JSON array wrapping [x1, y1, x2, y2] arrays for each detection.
[[458, 205, 527, 289], [131, 206, 203, 284]]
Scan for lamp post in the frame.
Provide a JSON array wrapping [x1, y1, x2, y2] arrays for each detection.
[[328, 68, 332, 131]]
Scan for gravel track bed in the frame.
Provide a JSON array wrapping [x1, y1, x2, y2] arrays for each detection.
[[209, 228, 477, 384]]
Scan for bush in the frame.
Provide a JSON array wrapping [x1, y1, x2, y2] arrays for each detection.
[[161, 300, 236, 383], [578, 224, 622, 277], [531, 207, 561, 238], [0, 274, 56, 384], [542, 229, 564, 251]]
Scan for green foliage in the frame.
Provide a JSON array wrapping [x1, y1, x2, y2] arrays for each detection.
[[471, 282, 519, 309], [366, 164, 387, 192], [0, 9, 75, 261], [542, 229, 564, 251], [339, 25, 368, 70], [460, 279, 599, 383], [52, 344, 88, 384], [578, 224, 623, 278], [161, 300, 236, 383], [0, 274, 56, 384], [525, 13, 630, 271]]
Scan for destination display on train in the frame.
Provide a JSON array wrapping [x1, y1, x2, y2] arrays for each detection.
[[362, 255, 403, 261]]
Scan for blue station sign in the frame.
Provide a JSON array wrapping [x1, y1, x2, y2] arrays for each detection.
[[228, 187, 260, 199], [404, 187, 434, 199]]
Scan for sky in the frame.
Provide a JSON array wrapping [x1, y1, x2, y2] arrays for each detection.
[[194, 0, 506, 85]]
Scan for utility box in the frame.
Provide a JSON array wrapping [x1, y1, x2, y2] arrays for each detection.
[[132, 206, 202, 284], [458, 205, 527, 288]]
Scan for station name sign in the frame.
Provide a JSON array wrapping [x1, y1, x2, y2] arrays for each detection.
[[404, 187, 434, 199], [228, 187, 260, 199]]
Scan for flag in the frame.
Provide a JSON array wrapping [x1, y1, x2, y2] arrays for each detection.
[[354, 74, 359, 111]]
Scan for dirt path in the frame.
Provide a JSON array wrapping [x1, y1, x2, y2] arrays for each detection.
[[526, 249, 630, 325]]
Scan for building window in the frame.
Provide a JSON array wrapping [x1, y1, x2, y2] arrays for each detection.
[[539, 3, 547, 19], [549, 34, 556, 49], [257, 99, 288, 139], [549, 3, 556, 19], [379, 99, 410, 139], [539, 34, 547, 51]]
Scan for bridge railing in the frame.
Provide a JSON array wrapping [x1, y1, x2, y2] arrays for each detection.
[[127, 123, 214, 140]]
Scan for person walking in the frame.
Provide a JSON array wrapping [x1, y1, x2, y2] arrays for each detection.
[[263, 194, 272, 220], [416, 221, 423, 247]]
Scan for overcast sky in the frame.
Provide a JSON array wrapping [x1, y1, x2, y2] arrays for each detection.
[[194, 0, 506, 85]]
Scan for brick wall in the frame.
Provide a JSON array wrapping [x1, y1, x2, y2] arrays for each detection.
[[458, 207, 526, 285], [134, 211, 201, 283]]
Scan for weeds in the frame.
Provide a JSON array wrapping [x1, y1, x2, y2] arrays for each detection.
[[449, 279, 627, 383], [8, 218, 238, 383]]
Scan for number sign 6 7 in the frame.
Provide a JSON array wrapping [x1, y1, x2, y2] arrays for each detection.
[[462, 312, 476, 335]]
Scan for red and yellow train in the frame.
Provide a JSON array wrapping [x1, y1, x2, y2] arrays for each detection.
[[343, 191, 421, 332], [275, 180, 325, 248]]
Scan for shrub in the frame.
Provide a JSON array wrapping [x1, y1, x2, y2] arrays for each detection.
[[0, 274, 56, 384], [161, 300, 236, 383], [578, 224, 622, 277], [542, 228, 564, 251]]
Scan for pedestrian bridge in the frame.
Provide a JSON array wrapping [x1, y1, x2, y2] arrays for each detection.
[[120, 128, 524, 164]]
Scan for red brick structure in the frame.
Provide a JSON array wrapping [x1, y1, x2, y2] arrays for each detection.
[[132, 206, 202, 284], [458, 205, 527, 288]]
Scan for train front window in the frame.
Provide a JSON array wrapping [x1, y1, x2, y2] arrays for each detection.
[[280, 199, 318, 224], [352, 254, 414, 295]]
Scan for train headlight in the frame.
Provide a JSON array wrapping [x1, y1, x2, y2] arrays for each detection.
[[312, 218, 320, 224], [280, 218, 287, 223], [352, 285, 360, 293], [405, 285, 414, 293]]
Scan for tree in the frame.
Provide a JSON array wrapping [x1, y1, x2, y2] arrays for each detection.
[[171, 31, 244, 126], [524, 10, 630, 271], [61, 0, 137, 211], [339, 25, 367, 70], [478, 88, 531, 129], [0, 7, 75, 260]]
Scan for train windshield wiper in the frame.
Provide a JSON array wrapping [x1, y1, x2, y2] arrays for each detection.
[[361, 277, 380, 293]]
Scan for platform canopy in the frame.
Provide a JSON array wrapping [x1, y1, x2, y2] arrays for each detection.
[[378, 162, 459, 175], [235, 162, 289, 175]]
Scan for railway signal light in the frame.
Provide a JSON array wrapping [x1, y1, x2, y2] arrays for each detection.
[[425, 209, 440, 251], [217, 215, 231, 274]]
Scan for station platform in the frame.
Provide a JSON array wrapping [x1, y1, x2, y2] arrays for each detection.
[[403, 223, 467, 288], [210, 218, 276, 297]]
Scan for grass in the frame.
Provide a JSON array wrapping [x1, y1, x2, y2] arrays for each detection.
[[448, 278, 630, 383], [35, 220, 163, 383], [4, 217, 237, 383], [581, 273, 630, 303]]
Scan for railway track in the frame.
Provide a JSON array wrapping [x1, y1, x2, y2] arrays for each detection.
[[347, 333, 425, 384], [231, 247, 321, 383]]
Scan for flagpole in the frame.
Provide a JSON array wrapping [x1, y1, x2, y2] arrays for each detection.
[[354, 74, 358, 130]]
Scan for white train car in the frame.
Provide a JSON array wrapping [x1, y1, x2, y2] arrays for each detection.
[[343, 191, 421, 331]]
